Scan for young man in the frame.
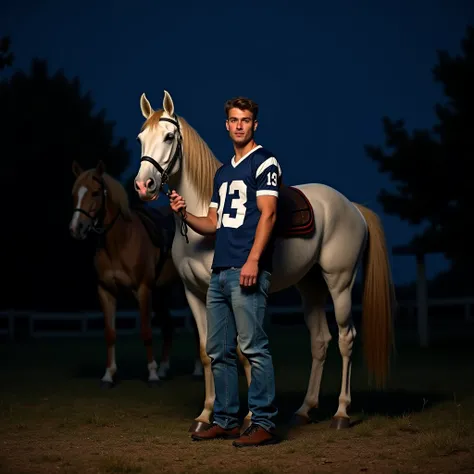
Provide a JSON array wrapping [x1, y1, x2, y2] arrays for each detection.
[[169, 97, 281, 447]]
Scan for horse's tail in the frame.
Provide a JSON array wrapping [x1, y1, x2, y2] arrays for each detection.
[[353, 203, 396, 389]]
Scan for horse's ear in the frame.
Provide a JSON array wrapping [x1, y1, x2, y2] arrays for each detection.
[[140, 93, 154, 119], [96, 160, 106, 176], [163, 90, 175, 117], [72, 160, 83, 177]]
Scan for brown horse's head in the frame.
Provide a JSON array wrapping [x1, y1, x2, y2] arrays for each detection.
[[69, 160, 108, 240], [70, 160, 132, 240]]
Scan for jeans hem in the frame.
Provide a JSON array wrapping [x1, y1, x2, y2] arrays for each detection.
[[213, 418, 240, 430], [250, 420, 276, 432]]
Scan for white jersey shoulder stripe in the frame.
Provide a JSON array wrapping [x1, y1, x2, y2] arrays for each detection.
[[255, 157, 282, 179]]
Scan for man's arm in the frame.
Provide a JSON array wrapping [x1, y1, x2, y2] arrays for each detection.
[[240, 154, 282, 287], [169, 190, 217, 236], [183, 207, 218, 236], [247, 195, 277, 263], [240, 195, 278, 287]]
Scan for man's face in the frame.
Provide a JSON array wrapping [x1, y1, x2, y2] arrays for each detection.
[[226, 107, 257, 146]]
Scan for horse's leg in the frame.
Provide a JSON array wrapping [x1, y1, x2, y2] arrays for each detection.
[[324, 270, 358, 429], [191, 317, 204, 379], [152, 287, 173, 380], [137, 284, 160, 387], [292, 269, 332, 425], [98, 285, 117, 389], [184, 287, 215, 432]]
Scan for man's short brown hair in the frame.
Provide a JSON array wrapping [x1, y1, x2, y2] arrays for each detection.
[[224, 97, 259, 121]]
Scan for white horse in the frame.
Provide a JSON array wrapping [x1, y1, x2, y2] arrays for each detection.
[[133, 90, 395, 432]]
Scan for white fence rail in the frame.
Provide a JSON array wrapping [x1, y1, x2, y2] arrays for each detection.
[[0, 298, 472, 341], [0, 307, 195, 340]]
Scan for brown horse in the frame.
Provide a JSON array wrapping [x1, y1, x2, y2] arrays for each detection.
[[69, 160, 200, 387]]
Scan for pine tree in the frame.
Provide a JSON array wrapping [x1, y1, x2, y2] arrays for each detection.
[[0, 57, 131, 309], [365, 26, 474, 267]]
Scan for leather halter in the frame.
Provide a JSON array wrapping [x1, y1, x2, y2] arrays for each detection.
[[72, 176, 121, 235], [140, 116, 189, 243], [140, 116, 182, 197]]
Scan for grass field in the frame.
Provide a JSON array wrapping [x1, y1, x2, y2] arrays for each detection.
[[1, 321, 473, 474]]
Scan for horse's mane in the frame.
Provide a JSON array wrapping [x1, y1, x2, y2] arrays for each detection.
[[73, 168, 132, 220], [142, 110, 222, 206]]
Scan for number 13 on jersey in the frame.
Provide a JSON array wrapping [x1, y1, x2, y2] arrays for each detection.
[[216, 180, 247, 229]]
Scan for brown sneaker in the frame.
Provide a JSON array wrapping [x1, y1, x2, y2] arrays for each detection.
[[191, 423, 240, 441], [232, 423, 279, 448]]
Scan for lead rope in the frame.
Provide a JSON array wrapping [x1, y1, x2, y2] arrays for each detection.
[[163, 187, 189, 244]]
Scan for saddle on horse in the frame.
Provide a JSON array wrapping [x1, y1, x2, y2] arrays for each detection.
[[275, 185, 315, 238], [133, 205, 175, 255]]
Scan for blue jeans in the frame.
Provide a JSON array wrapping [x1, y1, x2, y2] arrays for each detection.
[[206, 267, 278, 432]]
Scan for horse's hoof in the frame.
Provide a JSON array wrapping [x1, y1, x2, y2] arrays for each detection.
[[158, 372, 172, 381], [100, 380, 114, 390], [240, 418, 252, 434], [188, 420, 212, 433], [330, 416, 351, 429], [148, 379, 162, 388], [289, 413, 312, 427]]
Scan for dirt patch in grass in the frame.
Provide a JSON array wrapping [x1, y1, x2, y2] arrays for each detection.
[[1, 384, 473, 473]]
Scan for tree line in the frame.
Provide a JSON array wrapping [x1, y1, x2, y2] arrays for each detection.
[[1, 27, 472, 311], [365, 25, 474, 297]]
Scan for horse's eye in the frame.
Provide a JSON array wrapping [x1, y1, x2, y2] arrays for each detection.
[[165, 133, 174, 142], [92, 191, 100, 197]]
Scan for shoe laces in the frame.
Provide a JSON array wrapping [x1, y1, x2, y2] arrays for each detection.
[[242, 424, 261, 437]]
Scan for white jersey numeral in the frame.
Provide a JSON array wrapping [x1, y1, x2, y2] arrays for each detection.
[[266, 171, 277, 186], [216, 180, 247, 229]]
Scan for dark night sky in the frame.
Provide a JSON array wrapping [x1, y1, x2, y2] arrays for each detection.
[[3, 0, 473, 285]]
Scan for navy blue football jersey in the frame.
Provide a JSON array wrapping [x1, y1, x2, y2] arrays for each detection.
[[209, 145, 282, 271]]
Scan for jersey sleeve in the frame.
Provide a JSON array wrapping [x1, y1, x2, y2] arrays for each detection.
[[209, 170, 220, 209], [254, 155, 282, 197]]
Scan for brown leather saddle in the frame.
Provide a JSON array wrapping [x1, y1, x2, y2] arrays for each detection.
[[275, 185, 315, 238]]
